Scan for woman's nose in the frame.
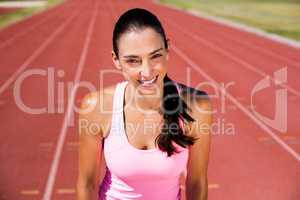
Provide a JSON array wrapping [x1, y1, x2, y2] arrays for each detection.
[[140, 60, 152, 77]]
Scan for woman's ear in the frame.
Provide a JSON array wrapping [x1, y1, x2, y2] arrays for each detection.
[[112, 51, 122, 70]]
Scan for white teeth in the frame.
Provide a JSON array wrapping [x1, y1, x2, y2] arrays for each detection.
[[141, 76, 156, 84]]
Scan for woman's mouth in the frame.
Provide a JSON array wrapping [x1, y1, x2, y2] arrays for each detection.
[[138, 75, 159, 88]]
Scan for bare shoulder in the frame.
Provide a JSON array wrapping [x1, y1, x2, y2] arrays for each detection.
[[79, 84, 118, 138], [177, 82, 213, 137], [177, 82, 211, 110]]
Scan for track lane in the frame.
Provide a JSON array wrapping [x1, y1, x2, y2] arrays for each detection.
[[42, 0, 100, 199], [0, 0, 95, 199]]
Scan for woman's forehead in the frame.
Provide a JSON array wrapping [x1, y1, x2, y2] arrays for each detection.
[[118, 28, 165, 57]]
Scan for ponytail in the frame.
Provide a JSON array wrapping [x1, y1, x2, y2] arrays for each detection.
[[155, 75, 197, 157]]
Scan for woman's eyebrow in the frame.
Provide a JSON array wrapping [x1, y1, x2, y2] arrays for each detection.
[[123, 55, 139, 58], [122, 47, 164, 58], [149, 47, 164, 55]]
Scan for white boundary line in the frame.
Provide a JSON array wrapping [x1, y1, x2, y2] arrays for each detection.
[[154, 1, 300, 49], [0, 0, 68, 49], [0, 10, 78, 96], [0, 1, 47, 8], [42, 1, 99, 199], [166, 20, 300, 98]]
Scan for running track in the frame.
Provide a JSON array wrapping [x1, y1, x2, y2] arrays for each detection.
[[0, 0, 299, 200]]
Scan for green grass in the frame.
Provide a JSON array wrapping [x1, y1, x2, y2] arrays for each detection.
[[159, 0, 300, 41], [0, 0, 64, 29]]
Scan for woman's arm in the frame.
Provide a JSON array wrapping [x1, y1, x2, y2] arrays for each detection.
[[185, 97, 213, 200], [76, 92, 104, 200]]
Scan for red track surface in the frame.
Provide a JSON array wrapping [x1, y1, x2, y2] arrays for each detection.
[[0, 0, 299, 200]]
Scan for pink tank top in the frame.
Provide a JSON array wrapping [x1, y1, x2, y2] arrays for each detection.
[[99, 81, 188, 200]]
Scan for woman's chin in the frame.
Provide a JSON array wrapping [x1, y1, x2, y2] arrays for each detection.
[[137, 83, 161, 96]]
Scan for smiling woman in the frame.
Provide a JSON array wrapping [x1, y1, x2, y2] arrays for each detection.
[[77, 8, 212, 200]]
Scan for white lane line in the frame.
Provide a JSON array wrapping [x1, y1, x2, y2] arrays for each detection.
[[42, 1, 99, 200], [0, 10, 78, 96], [198, 25, 300, 69], [171, 45, 300, 162], [0, 0, 69, 49], [209, 30, 300, 69], [167, 20, 300, 98]]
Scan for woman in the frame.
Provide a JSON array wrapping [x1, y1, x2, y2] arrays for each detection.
[[77, 8, 212, 200]]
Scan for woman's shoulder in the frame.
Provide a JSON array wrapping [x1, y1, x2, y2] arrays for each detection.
[[176, 82, 210, 105], [79, 84, 119, 137], [177, 82, 212, 119], [177, 82, 213, 137], [80, 84, 118, 112]]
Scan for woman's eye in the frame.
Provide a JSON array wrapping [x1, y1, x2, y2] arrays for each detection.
[[126, 59, 139, 64], [151, 54, 162, 59], [151, 54, 163, 63]]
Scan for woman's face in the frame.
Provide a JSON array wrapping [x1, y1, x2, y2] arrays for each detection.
[[113, 27, 169, 96]]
